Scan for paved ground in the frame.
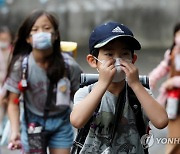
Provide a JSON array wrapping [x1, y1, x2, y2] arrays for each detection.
[[0, 47, 169, 154]]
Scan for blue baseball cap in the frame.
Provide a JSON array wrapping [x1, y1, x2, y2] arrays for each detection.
[[89, 21, 141, 53]]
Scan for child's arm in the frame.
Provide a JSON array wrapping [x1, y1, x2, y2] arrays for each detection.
[[149, 49, 170, 89], [121, 60, 168, 129], [131, 82, 168, 129], [70, 59, 116, 128], [70, 81, 108, 128], [7, 92, 21, 150]]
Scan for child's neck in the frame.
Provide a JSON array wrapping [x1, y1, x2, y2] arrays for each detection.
[[32, 50, 52, 69], [108, 81, 125, 96]]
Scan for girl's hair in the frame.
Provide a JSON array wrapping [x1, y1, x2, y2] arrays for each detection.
[[7, 9, 65, 83], [173, 22, 180, 36], [168, 22, 180, 56]]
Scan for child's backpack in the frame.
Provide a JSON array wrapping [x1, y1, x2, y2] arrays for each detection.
[[60, 41, 77, 58], [71, 73, 150, 154]]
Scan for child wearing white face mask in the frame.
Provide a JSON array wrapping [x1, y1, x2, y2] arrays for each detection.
[[70, 21, 168, 154], [4, 10, 82, 154]]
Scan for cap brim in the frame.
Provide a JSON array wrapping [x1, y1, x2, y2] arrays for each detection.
[[94, 35, 141, 50]]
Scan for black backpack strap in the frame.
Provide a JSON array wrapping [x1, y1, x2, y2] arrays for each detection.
[[128, 86, 149, 154], [109, 83, 126, 145]]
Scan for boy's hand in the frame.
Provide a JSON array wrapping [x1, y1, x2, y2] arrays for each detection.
[[120, 59, 140, 87], [98, 59, 116, 86]]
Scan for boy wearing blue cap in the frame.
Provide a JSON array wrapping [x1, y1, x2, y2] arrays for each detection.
[[70, 21, 168, 153]]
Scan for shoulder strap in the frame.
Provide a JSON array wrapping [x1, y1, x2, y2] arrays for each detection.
[[21, 55, 29, 125], [109, 84, 126, 145], [62, 53, 71, 81], [128, 86, 147, 136], [127, 85, 149, 154], [65, 62, 71, 81]]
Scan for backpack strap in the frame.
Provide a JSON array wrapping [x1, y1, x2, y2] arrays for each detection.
[[20, 55, 29, 125], [128, 85, 149, 154], [62, 53, 71, 81], [109, 83, 126, 145], [64, 61, 71, 81]]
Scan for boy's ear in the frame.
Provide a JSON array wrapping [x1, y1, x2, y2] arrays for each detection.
[[86, 54, 97, 68], [132, 54, 137, 64]]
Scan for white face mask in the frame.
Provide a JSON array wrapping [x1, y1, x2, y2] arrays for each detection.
[[93, 57, 126, 82], [112, 58, 126, 82], [0, 41, 10, 49], [174, 53, 180, 71], [32, 32, 52, 50]]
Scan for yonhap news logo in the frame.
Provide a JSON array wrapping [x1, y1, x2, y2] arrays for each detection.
[[140, 134, 154, 149], [140, 133, 180, 149]]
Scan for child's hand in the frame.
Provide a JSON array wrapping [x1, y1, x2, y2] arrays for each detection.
[[8, 140, 22, 150], [159, 78, 175, 93], [98, 59, 116, 86], [9, 131, 22, 150], [120, 59, 140, 87]]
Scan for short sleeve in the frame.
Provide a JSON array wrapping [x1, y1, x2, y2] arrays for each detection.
[[73, 86, 90, 106], [4, 58, 22, 94]]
